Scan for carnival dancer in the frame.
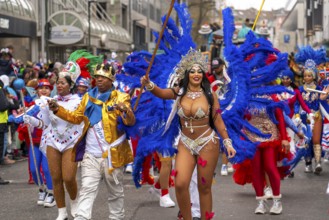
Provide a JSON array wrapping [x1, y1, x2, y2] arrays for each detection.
[[295, 46, 328, 174], [22, 50, 100, 220], [38, 71, 82, 220], [321, 80, 329, 161], [246, 80, 292, 215], [315, 80, 329, 195], [279, 69, 312, 177], [21, 79, 55, 207], [48, 63, 135, 220], [117, 4, 265, 220], [219, 6, 296, 214], [141, 49, 236, 220], [319, 66, 329, 160]]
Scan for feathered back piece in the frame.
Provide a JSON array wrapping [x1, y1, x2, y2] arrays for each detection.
[[220, 8, 290, 163], [295, 46, 327, 78], [116, 3, 195, 187], [67, 49, 103, 80]]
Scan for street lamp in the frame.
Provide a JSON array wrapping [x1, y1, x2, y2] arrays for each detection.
[[88, 0, 97, 52]]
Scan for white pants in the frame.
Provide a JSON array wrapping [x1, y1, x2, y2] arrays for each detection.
[[75, 153, 125, 220], [190, 167, 200, 218]]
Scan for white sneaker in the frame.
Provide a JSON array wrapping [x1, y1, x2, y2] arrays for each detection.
[[255, 199, 266, 214], [43, 193, 56, 207], [264, 186, 273, 199], [159, 194, 175, 208], [56, 207, 68, 220], [70, 198, 78, 218], [270, 199, 282, 215], [304, 164, 313, 173], [37, 189, 47, 205], [125, 163, 133, 173], [227, 163, 234, 173], [148, 187, 161, 199], [314, 163, 322, 175], [221, 165, 228, 176]]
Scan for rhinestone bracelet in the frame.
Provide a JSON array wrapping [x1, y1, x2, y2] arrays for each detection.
[[223, 138, 233, 149], [145, 81, 155, 91]]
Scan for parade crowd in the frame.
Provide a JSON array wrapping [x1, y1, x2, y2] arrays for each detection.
[[1, 4, 329, 220]]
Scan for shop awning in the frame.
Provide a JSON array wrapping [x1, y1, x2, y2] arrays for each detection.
[[0, 0, 36, 37], [48, 11, 131, 46]]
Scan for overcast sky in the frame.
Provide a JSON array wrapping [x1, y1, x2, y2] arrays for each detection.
[[225, 0, 296, 10]]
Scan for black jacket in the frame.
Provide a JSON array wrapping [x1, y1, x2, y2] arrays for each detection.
[[0, 80, 19, 132]]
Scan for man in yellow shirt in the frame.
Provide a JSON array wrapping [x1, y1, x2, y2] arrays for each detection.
[[49, 63, 135, 220]]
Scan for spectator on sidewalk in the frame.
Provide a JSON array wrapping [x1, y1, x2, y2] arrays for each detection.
[[0, 77, 19, 166], [0, 77, 19, 184]]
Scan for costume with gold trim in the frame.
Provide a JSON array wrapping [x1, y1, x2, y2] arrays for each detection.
[[55, 90, 134, 168]]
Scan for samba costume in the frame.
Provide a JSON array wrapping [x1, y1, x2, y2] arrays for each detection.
[[38, 93, 82, 152], [39, 50, 100, 220], [295, 46, 328, 174], [221, 9, 294, 214], [279, 69, 312, 166], [117, 4, 272, 219], [321, 79, 329, 157], [17, 79, 56, 207]]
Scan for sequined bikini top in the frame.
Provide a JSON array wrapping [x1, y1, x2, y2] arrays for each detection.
[[177, 104, 210, 120]]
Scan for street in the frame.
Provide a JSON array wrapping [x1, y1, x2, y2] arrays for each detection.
[[1, 158, 329, 220]]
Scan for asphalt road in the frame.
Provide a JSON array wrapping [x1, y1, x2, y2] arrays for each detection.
[[1, 158, 329, 220]]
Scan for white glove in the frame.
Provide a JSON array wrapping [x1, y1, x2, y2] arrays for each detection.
[[23, 115, 40, 128], [293, 117, 302, 126]]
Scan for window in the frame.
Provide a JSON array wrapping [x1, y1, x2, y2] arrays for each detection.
[[142, 1, 148, 15], [96, 2, 107, 20], [150, 4, 155, 21], [122, 4, 127, 29], [134, 24, 146, 48], [150, 29, 155, 42], [156, 8, 161, 23]]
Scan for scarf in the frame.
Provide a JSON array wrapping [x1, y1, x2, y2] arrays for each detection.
[[84, 87, 113, 126]]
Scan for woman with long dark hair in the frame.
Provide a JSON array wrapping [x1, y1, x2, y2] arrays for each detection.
[[141, 49, 235, 220]]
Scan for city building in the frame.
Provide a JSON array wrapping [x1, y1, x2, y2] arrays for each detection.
[[280, 0, 328, 53], [0, 0, 169, 64], [0, 0, 37, 62]]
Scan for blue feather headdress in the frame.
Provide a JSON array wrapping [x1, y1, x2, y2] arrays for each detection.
[[295, 46, 327, 78]]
